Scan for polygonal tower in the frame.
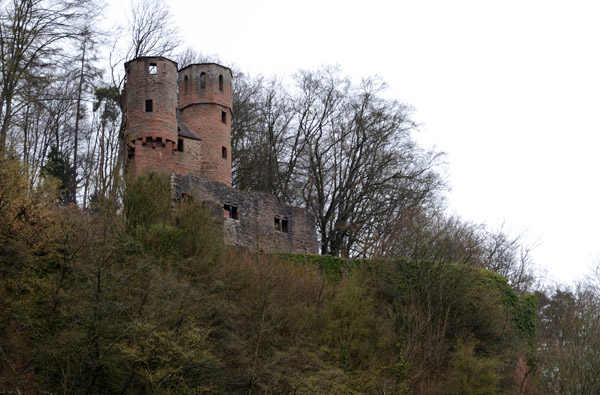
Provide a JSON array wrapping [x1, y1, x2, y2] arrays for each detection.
[[178, 63, 233, 186], [122, 57, 178, 175]]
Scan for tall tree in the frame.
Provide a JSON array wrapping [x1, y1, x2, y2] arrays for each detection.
[[0, 0, 97, 157], [536, 285, 600, 394], [231, 68, 446, 257], [67, 25, 102, 203]]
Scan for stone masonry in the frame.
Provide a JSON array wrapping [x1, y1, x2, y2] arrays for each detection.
[[122, 56, 317, 254]]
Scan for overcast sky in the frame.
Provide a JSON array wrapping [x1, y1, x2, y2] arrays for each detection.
[[109, 0, 600, 283]]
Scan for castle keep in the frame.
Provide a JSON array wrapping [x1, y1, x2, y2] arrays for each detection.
[[122, 56, 317, 254]]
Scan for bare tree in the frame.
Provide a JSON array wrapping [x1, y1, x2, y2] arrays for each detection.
[[294, 71, 444, 256], [126, 0, 179, 60], [479, 226, 537, 293], [175, 47, 221, 69], [367, 207, 537, 292], [0, 0, 97, 157], [536, 284, 600, 394], [232, 75, 297, 198], [230, 68, 445, 257]]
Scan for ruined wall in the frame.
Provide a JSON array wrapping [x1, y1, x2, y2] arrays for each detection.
[[173, 174, 318, 254]]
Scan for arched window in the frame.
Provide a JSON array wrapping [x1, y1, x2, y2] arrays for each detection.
[[219, 74, 223, 91], [200, 72, 206, 89], [183, 75, 189, 94]]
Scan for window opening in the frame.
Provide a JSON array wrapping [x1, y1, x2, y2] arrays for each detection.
[[184, 75, 189, 94], [149, 63, 157, 74], [222, 146, 227, 159], [218, 74, 224, 91], [221, 111, 226, 123], [145, 99, 153, 112], [274, 217, 289, 233], [224, 204, 239, 220], [127, 145, 135, 161], [177, 138, 184, 152], [200, 72, 206, 89], [282, 218, 289, 233]]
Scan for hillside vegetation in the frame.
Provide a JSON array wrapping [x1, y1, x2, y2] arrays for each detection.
[[1, 165, 536, 394], [2, 1, 600, 392]]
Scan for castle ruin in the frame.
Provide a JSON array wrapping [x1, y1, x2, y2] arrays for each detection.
[[121, 56, 317, 254]]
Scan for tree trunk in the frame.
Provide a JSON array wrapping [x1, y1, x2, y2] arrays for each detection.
[[70, 39, 87, 204]]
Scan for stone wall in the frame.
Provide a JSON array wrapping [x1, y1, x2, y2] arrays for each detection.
[[173, 174, 318, 254], [173, 137, 202, 176]]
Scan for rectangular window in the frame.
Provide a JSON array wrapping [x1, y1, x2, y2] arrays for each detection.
[[149, 63, 157, 74], [281, 218, 289, 233], [221, 111, 226, 123], [222, 146, 227, 159], [274, 217, 289, 233], [127, 145, 135, 161], [177, 138, 184, 152], [145, 99, 153, 112], [224, 204, 239, 220]]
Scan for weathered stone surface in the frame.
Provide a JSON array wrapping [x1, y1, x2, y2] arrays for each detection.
[[173, 174, 318, 254]]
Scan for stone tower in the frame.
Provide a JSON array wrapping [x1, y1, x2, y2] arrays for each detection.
[[178, 64, 233, 186], [123, 57, 179, 175]]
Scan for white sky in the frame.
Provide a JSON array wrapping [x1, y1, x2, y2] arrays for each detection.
[[108, 0, 600, 284]]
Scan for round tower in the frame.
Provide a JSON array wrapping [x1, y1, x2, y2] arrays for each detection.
[[178, 63, 233, 186], [123, 57, 178, 175]]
